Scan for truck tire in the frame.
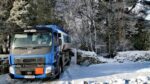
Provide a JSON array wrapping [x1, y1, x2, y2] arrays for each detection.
[[0, 46, 3, 54], [55, 63, 62, 79], [69, 50, 74, 56], [9, 74, 15, 79], [66, 56, 71, 66]]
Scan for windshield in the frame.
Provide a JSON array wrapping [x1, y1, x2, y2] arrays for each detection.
[[12, 32, 52, 48]]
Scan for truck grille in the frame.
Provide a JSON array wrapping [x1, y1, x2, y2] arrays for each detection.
[[14, 57, 45, 75], [14, 57, 45, 64], [15, 64, 45, 75]]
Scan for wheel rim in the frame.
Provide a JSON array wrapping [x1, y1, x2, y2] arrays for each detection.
[[57, 64, 61, 74]]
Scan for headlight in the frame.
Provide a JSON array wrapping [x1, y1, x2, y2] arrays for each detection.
[[45, 66, 52, 74], [9, 66, 15, 74]]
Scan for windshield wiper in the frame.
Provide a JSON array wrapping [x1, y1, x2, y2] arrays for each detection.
[[32, 46, 49, 49], [15, 47, 27, 49], [15, 46, 49, 49]]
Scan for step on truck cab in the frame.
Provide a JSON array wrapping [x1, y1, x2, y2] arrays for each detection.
[[9, 25, 72, 79]]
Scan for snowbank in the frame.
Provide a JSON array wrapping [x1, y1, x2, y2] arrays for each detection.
[[73, 49, 150, 64], [114, 51, 150, 63]]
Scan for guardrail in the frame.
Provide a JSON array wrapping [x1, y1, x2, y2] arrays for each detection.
[[0, 54, 9, 74]]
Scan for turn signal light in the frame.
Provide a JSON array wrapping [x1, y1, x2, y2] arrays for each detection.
[[35, 68, 44, 75]]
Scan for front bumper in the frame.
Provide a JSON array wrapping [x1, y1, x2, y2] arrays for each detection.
[[9, 73, 48, 79], [9, 65, 55, 79]]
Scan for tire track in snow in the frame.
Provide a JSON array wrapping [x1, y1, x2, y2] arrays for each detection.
[[59, 57, 76, 84]]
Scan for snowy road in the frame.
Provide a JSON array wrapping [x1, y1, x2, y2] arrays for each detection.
[[1, 61, 150, 84], [62, 62, 150, 80]]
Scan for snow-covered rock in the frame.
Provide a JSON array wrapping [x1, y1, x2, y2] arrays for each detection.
[[75, 49, 102, 65], [77, 50, 97, 57]]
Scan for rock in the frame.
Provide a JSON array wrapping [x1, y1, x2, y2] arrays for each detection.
[[77, 50, 103, 66]]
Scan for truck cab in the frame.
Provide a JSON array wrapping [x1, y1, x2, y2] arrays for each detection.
[[9, 25, 71, 79]]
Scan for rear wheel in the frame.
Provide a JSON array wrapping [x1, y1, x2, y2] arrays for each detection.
[[66, 56, 71, 66]]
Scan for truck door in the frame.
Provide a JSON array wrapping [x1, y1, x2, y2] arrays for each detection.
[[53, 32, 59, 61]]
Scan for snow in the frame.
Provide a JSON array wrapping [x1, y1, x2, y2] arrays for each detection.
[[129, 0, 150, 21], [74, 49, 101, 65], [145, 14, 150, 20], [136, 68, 150, 73], [62, 62, 150, 80], [1, 61, 150, 84], [145, 0, 150, 1], [72, 49, 150, 66], [1, 51, 150, 84], [75, 50, 150, 63], [131, 3, 144, 14], [114, 51, 150, 63], [77, 49, 97, 57], [98, 56, 115, 63], [62, 62, 150, 84]]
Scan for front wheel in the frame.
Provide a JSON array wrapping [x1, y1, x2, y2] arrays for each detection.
[[55, 63, 62, 79], [9, 74, 15, 79], [0, 46, 3, 54]]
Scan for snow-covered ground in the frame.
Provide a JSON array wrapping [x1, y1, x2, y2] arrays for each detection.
[[62, 62, 150, 80], [0, 50, 150, 84], [72, 68, 150, 84], [1, 62, 150, 84], [1, 58, 150, 84]]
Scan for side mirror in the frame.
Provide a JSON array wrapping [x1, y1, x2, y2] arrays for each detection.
[[58, 33, 61, 37]]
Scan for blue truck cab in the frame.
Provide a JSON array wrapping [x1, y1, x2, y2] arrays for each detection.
[[9, 25, 71, 79]]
